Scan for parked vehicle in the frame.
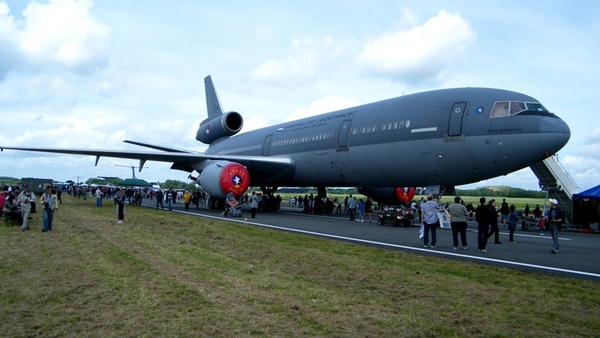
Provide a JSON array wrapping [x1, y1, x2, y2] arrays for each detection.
[[377, 205, 414, 227]]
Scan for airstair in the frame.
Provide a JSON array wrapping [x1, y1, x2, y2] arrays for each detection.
[[529, 155, 580, 224]]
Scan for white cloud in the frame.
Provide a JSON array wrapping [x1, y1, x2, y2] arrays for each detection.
[[249, 37, 338, 86], [1, 0, 110, 77], [357, 10, 476, 86], [561, 155, 600, 191], [0, 1, 19, 78]]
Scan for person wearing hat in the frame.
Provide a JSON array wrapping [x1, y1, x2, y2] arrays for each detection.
[[547, 199, 565, 254], [17, 184, 36, 231]]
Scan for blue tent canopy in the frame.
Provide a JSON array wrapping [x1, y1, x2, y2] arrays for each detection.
[[573, 184, 600, 200]]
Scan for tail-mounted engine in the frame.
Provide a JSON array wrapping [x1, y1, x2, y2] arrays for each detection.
[[196, 111, 243, 144], [198, 161, 250, 199]]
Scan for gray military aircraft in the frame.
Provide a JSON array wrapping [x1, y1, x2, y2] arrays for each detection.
[[1, 76, 570, 206]]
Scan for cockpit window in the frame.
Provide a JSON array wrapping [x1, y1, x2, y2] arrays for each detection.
[[510, 102, 526, 115], [525, 102, 548, 112], [491, 101, 549, 118], [491, 101, 509, 117]]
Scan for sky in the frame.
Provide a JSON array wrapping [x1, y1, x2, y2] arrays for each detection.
[[1, 0, 599, 191]]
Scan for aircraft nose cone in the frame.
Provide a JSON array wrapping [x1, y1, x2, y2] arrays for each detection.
[[539, 116, 570, 153]]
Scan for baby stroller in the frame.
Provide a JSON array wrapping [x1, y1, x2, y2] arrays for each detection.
[[222, 199, 242, 218], [228, 203, 243, 217]]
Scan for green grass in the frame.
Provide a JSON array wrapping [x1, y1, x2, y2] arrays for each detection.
[[1, 197, 598, 337]]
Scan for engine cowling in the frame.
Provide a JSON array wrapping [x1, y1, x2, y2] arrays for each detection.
[[358, 187, 416, 205], [198, 162, 250, 198], [196, 111, 244, 144]]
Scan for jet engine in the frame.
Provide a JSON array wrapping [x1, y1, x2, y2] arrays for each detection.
[[196, 111, 243, 144], [358, 187, 416, 205], [198, 161, 250, 199]]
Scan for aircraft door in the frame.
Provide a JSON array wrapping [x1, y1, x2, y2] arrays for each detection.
[[263, 134, 273, 156], [337, 120, 352, 151], [448, 102, 466, 137]]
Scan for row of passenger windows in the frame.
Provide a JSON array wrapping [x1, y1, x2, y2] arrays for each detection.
[[272, 132, 336, 147], [220, 144, 261, 155], [219, 119, 412, 154], [351, 120, 411, 135]]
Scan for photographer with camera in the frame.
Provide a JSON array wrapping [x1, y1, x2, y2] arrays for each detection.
[[40, 185, 58, 232]]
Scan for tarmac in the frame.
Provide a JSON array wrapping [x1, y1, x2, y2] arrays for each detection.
[[142, 199, 600, 281]]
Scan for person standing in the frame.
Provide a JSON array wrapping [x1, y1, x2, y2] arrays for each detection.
[[250, 191, 259, 218], [487, 199, 502, 244], [40, 186, 58, 232], [95, 187, 103, 207], [475, 197, 491, 253], [508, 204, 519, 242], [356, 199, 365, 222], [156, 189, 164, 210], [18, 184, 36, 231], [114, 189, 126, 224], [421, 194, 440, 248], [166, 189, 174, 211], [347, 195, 357, 221], [364, 197, 373, 222], [547, 199, 565, 254], [183, 190, 192, 211], [500, 198, 510, 226], [447, 196, 469, 250]]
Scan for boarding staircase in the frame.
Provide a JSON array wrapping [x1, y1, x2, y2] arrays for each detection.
[[529, 155, 580, 224]]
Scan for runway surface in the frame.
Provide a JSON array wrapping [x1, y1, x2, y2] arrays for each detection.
[[143, 200, 600, 281]]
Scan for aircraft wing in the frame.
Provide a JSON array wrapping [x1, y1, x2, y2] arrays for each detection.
[[0, 145, 293, 180]]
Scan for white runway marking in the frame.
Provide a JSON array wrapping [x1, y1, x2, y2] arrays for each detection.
[[176, 209, 598, 279]]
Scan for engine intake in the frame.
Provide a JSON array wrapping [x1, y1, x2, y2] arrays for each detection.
[[198, 161, 250, 198], [196, 111, 243, 144]]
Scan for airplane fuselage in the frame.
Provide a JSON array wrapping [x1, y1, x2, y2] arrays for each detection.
[[205, 87, 570, 190]]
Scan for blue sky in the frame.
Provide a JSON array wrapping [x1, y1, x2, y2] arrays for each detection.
[[1, 0, 599, 191]]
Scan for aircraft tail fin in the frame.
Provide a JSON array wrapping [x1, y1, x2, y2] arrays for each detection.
[[196, 76, 244, 144], [205, 75, 223, 119]]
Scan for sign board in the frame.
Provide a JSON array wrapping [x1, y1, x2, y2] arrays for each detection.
[[438, 212, 451, 229]]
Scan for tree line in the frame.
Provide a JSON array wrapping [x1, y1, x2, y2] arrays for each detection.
[[2, 176, 545, 198]]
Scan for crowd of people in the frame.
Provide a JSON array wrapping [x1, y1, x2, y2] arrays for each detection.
[[416, 194, 565, 255], [2, 181, 567, 254], [1, 183, 59, 232]]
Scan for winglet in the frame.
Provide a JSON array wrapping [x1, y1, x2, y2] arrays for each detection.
[[204, 75, 223, 118]]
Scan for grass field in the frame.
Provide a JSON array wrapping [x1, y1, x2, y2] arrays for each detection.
[[1, 196, 598, 337], [279, 193, 546, 214]]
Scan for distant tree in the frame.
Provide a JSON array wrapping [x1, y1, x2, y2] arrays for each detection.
[[86, 177, 123, 186], [161, 179, 199, 191]]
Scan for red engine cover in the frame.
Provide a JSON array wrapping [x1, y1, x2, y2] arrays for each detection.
[[219, 162, 250, 197], [393, 187, 416, 204]]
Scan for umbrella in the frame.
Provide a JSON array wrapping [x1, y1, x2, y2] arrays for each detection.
[[119, 178, 152, 187]]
